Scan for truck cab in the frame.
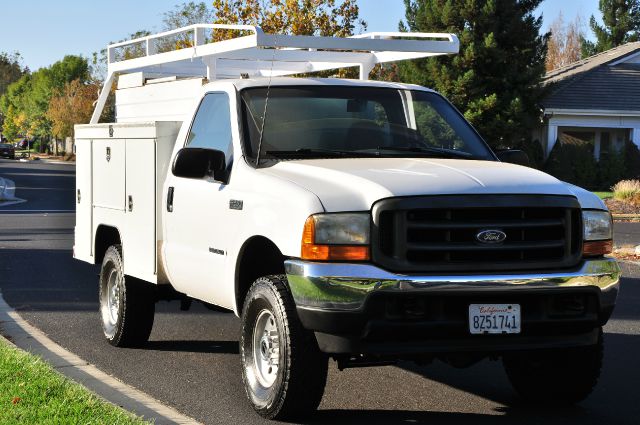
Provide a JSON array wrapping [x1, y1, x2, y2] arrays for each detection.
[[74, 24, 620, 420]]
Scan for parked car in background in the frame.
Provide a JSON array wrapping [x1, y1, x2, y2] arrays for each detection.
[[0, 143, 16, 159]]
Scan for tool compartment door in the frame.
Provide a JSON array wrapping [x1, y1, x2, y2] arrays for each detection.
[[124, 138, 157, 281], [92, 139, 126, 211]]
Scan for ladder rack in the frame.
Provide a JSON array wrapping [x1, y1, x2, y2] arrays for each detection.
[[91, 24, 459, 123]]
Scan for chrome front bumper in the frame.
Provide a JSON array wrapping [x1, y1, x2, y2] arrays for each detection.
[[285, 258, 621, 312]]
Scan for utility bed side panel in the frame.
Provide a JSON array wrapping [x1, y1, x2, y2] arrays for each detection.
[[74, 140, 93, 262], [74, 122, 182, 284]]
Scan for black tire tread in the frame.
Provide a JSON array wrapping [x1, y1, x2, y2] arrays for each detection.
[[241, 274, 327, 420], [100, 245, 155, 348]]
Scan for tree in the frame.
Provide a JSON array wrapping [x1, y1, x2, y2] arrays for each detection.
[[211, 0, 365, 40], [163, 1, 214, 29], [0, 52, 28, 132], [398, 0, 549, 150], [47, 79, 100, 140], [0, 56, 90, 140], [582, 0, 640, 57], [0, 52, 27, 99], [546, 13, 584, 71]]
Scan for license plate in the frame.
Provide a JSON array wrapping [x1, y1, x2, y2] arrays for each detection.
[[468, 304, 521, 334]]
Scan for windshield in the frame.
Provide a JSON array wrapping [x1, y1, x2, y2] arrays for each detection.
[[240, 86, 495, 165], [0, 144, 12, 148]]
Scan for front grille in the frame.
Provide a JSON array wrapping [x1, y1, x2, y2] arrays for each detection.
[[371, 195, 582, 273]]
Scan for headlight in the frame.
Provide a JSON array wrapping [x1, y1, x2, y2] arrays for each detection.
[[301, 213, 370, 261], [312, 213, 370, 244], [582, 210, 613, 257], [583, 210, 612, 241]]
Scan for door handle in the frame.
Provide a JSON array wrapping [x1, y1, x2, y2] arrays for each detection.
[[128, 195, 133, 212], [167, 187, 174, 212]]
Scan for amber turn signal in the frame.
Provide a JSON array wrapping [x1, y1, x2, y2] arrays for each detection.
[[301, 216, 370, 261], [582, 240, 613, 257]]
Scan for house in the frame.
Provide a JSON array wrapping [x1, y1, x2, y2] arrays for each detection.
[[535, 42, 640, 159]]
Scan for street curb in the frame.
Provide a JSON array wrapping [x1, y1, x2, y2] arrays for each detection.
[[0, 294, 202, 425], [613, 214, 640, 221]]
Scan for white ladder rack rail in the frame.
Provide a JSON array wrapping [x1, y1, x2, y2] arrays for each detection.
[[91, 24, 459, 123]]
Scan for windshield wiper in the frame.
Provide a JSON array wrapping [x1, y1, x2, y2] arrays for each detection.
[[375, 145, 475, 159], [265, 148, 378, 158]]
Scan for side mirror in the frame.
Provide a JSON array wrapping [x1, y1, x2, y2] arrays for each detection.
[[496, 149, 531, 167], [172, 148, 227, 182]]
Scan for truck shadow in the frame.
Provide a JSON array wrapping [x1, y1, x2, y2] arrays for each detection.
[[309, 406, 596, 425], [145, 339, 239, 354], [302, 331, 639, 425]]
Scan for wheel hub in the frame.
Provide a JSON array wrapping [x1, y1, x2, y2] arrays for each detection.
[[106, 269, 120, 325], [253, 310, 280, 387]]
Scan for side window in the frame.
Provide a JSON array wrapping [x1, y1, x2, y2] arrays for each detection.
[[186, 93, 233, 167], [413, 100, 465, 150]]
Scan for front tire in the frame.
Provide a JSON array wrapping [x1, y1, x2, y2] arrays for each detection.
[[240, 275, 328, 420], [99, 245, 155, 347], [503, 328, 603, 405]]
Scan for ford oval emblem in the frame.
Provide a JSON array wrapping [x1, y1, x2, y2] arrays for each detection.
[[476, 229, 507, 244]]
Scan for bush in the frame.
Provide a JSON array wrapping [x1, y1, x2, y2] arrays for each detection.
[[598, 150, 626, 190], [545, 139, 598, 189], [624, 140, 640, 180], [612, 179, 640, 201], [545, 139, 640, 190]]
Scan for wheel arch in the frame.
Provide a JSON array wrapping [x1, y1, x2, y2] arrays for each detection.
[[94, 224, 122, 265], [235, 235, 286, 315]]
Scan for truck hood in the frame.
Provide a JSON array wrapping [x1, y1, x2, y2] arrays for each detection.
[[261, 158, 606, 212]]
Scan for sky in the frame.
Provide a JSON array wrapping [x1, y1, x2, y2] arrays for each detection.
[[0, 0, 602, 71]]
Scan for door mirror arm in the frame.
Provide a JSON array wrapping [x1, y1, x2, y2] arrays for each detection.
[[495, 149, 531, 167]]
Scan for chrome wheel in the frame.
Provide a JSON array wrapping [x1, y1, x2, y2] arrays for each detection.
[[252, 309, 280, 388], [100, 261, 121, 339], [107, 269, 121, 325]]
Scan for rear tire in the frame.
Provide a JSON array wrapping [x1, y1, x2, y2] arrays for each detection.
[[99, 245, 155, 347], [503, 328, 603, 405], [240, 275, 328, 420]]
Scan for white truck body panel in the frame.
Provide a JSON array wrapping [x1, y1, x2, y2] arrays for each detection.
[[261, 157, 608, 212], [74, 121, 182, 283], [115, 76, 205, 123]]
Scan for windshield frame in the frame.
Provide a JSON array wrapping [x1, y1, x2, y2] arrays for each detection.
[[238, 84, 498, 168]]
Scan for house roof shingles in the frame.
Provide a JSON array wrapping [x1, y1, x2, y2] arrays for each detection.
[[542, 42, 640, 112]]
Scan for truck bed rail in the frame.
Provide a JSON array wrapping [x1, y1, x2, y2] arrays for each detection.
[[91, 23, 459, 123]]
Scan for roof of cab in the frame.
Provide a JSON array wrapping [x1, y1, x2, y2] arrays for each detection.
[[203, 77, 434, 93]]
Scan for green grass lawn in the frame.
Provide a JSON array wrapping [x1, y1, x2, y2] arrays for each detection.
[[0, 338, 151, 425], [593, 191, 613, 200]]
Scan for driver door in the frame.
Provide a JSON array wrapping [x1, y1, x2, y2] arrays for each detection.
[[163, 92, 235, 304]]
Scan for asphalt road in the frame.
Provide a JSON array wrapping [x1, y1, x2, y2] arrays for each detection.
[[614, 221, 640, 248], [1, 158, 639, 425]]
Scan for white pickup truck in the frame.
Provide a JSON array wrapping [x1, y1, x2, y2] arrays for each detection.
[[74, 25, 620, 420]]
